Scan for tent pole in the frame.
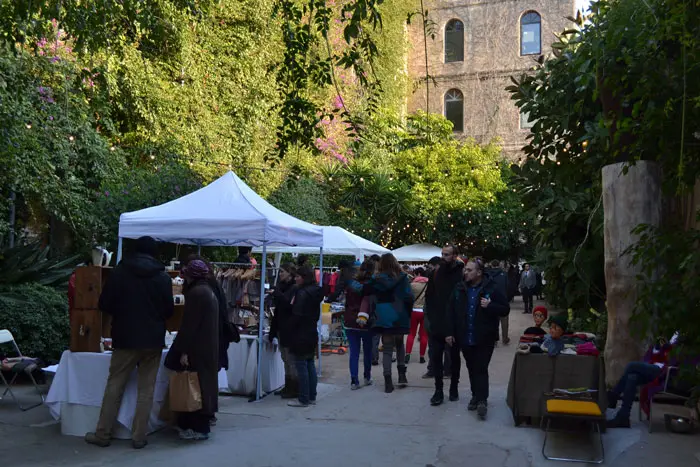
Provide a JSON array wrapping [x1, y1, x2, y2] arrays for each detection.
[[197, 245, 201, 255], [255, 244, 267, 401], [318, 247, 323, 375], [116, 238, 123, 264]]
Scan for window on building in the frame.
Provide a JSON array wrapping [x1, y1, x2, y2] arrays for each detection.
[[444, 89, 464, 132], [520, 110, 535, 129], [445, 19, 464, 63], [520, 12, 541, 56]]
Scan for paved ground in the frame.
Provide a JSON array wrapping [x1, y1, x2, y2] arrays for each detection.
[[1, 298, 699, 466]]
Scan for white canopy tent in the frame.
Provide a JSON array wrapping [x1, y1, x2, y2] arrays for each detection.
[[116, 171, 324, 401], [252, 226, 389, 261], [392, 243, 443, 262]]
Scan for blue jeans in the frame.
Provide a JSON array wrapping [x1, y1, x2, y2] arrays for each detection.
[[346, 329, 373, 384], [611, 361, 662, 419], [294, 356, 317, 405]]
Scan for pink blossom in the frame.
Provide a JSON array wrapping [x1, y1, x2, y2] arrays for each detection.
[[333, 95, 344, 109]]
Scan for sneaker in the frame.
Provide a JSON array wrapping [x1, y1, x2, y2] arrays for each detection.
[[467, 399, 478, 411], [179, 429, 195, 440], [477, 401, 488, 420], [191, 431, 210, 441], [309, 400, 317, 405], [503, 337, 511, 345], [405, 354, 411, 364], [430, 390, 444, 406], [421, 371, 434, 379], [288, 400, 309, 407], [351, 382, 361, 390], [364, 377, 373, 386], [132, 439, 148, 449], [420, 356, 426, 364], [84, 432, 110, 447]]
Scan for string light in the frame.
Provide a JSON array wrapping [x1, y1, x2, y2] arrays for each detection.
[[110, 146, 116, 151], [68, 135, 75, 142], [150, 154, 155, 160], [26, 122, 32, 129]]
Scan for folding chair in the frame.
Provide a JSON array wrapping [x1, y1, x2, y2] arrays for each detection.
[[639, 366, 694, 433], [541, 397, 605, 464], [0, 329, 45, 411]]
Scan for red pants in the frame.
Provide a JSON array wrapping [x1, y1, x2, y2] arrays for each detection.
[[406, 311, 428, 357]]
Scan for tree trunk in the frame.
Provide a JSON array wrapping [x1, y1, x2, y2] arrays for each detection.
[[603, 161, 662, 385]]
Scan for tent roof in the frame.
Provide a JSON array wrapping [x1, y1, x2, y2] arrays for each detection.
[[118, 171, 324, 247], [253, 226, 389, 258], [391, 243, 443, 262]]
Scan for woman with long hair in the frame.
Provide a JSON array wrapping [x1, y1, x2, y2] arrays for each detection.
[[268, 263, 298, 398], [285, 266, 324, 407], [351, 253, 413, 393], [406, 267, 428, 364]]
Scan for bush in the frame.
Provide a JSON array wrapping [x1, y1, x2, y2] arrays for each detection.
[[0, 283, 69, 362]]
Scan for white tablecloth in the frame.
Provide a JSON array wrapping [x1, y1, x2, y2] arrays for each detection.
[[45, 350, 169, 438], [222, 335, 284, 396]]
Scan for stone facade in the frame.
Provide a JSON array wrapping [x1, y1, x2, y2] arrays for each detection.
[[407, 0, 576, 160]]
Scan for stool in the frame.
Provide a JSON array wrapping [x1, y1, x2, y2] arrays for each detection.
[[541, 397, 605, 464]]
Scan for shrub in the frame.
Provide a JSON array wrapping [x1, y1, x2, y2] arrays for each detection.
[[0, 283, 69, 363]]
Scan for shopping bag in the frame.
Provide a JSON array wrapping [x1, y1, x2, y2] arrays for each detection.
[[169, 371, 202, 412]]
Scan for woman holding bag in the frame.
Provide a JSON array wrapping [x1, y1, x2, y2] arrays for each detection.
[[341, 259, 375, 390], [165, 260, 219, 440]]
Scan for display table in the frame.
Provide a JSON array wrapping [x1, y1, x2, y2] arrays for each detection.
[[506, 353, 607, 426], [222, 335, 284, 397], [45, 350, 169, 438]]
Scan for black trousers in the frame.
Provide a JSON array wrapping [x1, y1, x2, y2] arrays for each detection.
[[522, 288, 534, 313], [427, 339, 452, 374], [462, 344, 495, 403], [429, 335, 461, 391], [177, 410, 211, 434]]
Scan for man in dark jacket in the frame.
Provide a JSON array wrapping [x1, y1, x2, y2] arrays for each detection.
[[486, 260, 510, 345], [425, 246, 464, 406], [85, 236, 174, 449], [446, 257, 510, 420]]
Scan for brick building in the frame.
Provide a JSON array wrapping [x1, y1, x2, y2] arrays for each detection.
[[407, 0, 576, 160]]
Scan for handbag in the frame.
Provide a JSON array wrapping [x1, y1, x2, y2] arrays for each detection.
[[169, 370, 202, 412]]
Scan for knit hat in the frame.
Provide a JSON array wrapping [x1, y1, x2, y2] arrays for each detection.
[[533, 305, 548, 318], [135, 236, 158, 257], [548, 314, 568, 332], [182, 259, 209, 279]]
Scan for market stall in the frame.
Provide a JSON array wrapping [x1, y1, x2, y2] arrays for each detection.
[[391, 243, 442, 262]]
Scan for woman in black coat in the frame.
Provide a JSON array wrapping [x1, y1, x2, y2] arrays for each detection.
[[268, 263, 298, 398], [165, 260, 219, 440], [285, 266, 324, 407]]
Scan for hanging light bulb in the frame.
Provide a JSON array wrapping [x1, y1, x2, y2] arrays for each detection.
[[448, 213, 451, 218], [110, 146, 116, 151], [360, 177, 364, 182], [69, 135, 75, 142], [25, 122, 32, 129], [504, 210, 507, 214], [328, 176, 333, 181]]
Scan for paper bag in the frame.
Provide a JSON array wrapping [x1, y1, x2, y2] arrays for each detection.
[[169, 371, 202, 412]]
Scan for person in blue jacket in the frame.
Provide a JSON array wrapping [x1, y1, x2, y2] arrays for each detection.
[[350, 253, 413, 393], [445, 257, 510, 420]]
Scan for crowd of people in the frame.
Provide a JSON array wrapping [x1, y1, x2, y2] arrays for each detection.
[[83, 236, 667, 450]]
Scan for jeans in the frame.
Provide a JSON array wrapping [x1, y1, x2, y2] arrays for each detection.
[[346, 329, 373, 384], [406, 311, 428, 357], [382, 334, 406, 376], [462, 344, 495, 402], [499, 315, 509, 342], [429, 335, 461, 391], [293, 355, 318, 405], [280, 346, 297, 381], [522, 288, 534, 313], [611, 361, 662, 420], [95, 348, 161, 443]]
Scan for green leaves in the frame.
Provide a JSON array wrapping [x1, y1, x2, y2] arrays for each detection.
[[0, 244, 79, 288]]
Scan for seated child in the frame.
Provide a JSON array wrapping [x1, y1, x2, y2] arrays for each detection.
[[523, 306, 548, 336], [541, 314, 567, 356]]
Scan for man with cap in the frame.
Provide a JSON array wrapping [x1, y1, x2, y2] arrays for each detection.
[[85, 236, 174, 449]]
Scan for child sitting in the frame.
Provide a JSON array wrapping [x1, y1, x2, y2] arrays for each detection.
[[542, 315, 567, 356]]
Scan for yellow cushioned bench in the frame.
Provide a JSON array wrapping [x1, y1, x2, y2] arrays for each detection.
[[546, 399, 602, 417]]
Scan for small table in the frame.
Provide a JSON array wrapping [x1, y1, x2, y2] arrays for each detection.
[[222, 335, 284, 397], [506, 353, 607, 426], [45, 350, 169, 438]]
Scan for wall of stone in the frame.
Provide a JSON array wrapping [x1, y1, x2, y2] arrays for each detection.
[[407, 0, 576, 160]]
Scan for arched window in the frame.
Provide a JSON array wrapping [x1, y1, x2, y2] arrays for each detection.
[[444, 89, 464, 132], [444, 19, 464, 63], [520, 12, 541, 56]]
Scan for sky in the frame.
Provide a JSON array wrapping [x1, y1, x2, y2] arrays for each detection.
[[575, 0, 592, 14]]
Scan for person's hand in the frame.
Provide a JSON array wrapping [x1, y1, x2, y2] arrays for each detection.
[[180, 354, 189, 367], [481, 297, 491, 308], [445, 336, 455, 346]]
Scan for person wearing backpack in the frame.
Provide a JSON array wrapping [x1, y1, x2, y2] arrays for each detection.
[[350, 253, 413, 393], [406, 267, 429, 364]]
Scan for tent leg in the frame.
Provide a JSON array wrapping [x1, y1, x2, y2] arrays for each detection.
[[197, 245, 201, 255], [318, 247, 323, 376], [256, 245, 267, 401], [274, 252, 283, 286], [116, 238, 123, 264]]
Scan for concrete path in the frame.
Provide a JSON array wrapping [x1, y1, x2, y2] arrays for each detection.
[[1, 298, 698, 466]]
